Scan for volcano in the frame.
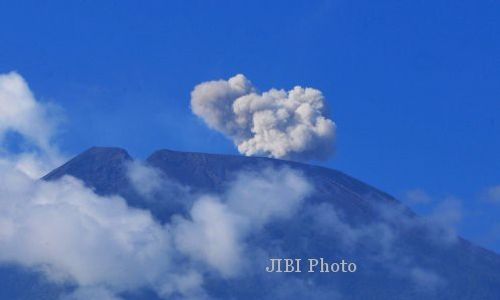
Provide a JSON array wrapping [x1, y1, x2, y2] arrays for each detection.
[[1, 147, 499, 300]]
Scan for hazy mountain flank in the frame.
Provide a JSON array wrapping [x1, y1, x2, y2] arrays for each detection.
[[1, 147, 499, 300]]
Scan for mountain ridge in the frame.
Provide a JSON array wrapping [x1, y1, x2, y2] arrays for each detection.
[[45, 146, 402, 207], [27, 146, 500, 299]]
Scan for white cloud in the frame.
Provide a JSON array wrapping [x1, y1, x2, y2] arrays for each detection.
[[126, 160, 190, 201], [156, 270, 207, 300], [0, 72, 184, 298], [0, 72, 55, 150], [172, 196, 246, 278], [225, 167, 312, 227], [0, 170, 173, 293], [0, 164, 313, 298], [126, 160, 167, 197], [125, 161, 193, 219], [191, 74, 336, 160], [0, 71, 64, 177], [422, 198, 462, 244], [172, 167, 313, 278], [62, 287, 124, 300]]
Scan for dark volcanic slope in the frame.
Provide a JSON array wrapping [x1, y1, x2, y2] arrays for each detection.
[[43, 146, 132, 195], [146, 149, 407, 219], [11, 147, 499, 299], [44, 147, 407, 225]]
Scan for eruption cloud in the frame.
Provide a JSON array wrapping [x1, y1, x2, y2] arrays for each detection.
[[190, 74, 336, 160]]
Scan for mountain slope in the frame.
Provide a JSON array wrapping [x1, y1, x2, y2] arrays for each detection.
[[43, 146, 133, 195], [3, 147, 499, 299]]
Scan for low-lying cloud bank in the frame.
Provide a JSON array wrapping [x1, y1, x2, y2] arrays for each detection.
[[190, 74, 336, 160], [0, 160, 312, 299], [0, 169, 173, 294]]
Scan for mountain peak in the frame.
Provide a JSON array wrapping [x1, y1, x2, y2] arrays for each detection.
[[42, 146, 132, 194], [81, 146, 132, 159]]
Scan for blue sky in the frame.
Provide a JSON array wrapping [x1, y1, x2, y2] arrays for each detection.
[[0, 1, 499, 251]]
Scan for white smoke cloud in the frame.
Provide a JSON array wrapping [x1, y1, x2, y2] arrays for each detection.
[[191, 74, 336, 160], [0, 72, 64, 177]]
